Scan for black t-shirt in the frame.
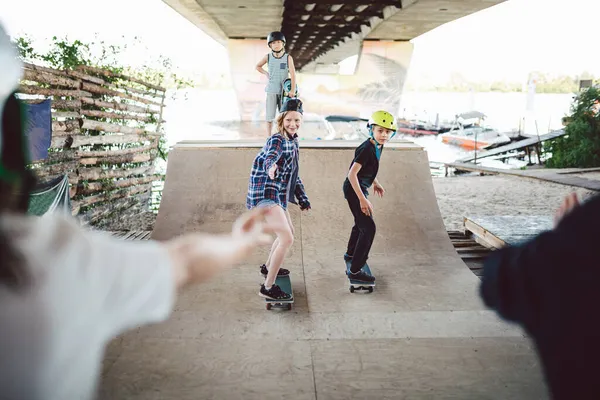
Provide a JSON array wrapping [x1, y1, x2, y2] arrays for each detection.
[[343, 139, 381, 196]]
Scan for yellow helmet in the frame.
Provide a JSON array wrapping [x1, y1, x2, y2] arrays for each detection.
[[367, 110, 397, 132]]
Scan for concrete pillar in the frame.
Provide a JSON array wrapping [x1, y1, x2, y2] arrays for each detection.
[[353, 40, 414, 116], [227, 39, 269, 122], [294, 40, 413, 119]]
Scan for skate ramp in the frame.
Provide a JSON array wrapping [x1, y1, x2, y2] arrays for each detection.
[[100, 140, 547, 399]]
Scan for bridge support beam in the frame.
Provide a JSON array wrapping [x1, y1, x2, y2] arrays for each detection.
[[353, 40, 414, 115], [227, 39, 269, 122]]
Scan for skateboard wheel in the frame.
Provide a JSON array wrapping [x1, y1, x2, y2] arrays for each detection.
[[286, 304, 292, 311], [350, 286, 355, 293], [368, 287, 374, 293], [266, 303, 272, 310]]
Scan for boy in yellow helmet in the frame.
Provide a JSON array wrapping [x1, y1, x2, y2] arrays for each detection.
[[343, 110, 397, 282]]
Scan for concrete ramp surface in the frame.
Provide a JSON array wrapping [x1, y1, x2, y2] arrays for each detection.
[[100, 140, 547, 399]]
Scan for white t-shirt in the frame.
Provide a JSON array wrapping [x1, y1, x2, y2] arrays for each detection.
[[0, 214, 175, 400]]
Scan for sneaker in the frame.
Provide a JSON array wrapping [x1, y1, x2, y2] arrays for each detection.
[[343, 253, 353, 262], [260, 264, 290, 277], [259, 284, 292, 301], [348, 269, 376, 283]]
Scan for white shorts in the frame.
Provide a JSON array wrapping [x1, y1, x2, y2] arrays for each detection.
[[266, 93, 281, 121]]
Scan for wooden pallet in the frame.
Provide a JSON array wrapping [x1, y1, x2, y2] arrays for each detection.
[[109, 230, 152, 241], [447, 230, 492, 279]]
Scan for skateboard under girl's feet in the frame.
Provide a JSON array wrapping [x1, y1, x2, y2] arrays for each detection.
[[261, 275, 294, 311], [345, 259, 375, 293]]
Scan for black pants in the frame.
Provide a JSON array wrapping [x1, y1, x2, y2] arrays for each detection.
[[344, 186, 376, 273]]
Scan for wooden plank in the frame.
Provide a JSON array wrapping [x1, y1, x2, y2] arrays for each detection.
[[140, 231, 153, 240], [456, 247, 491, 254], [76, 65, 166, 92], [123, 231, 137, 240], [53, 111, 80, 119], [18, 85, 92, 98], [445, 162, 499, 176], [459, 253, 487, 260], [76, 141, 157, 158], [52, 132, 161, 149], [110, 231, 128, 239], [79, 192, 150, 224], [78, 152, 154, 166], [78, 165, 155, 181], [81, 82, 162, 108], [80, 97, 154, 114], [132, 231, 151, 240], [450, 239, 478, 244], [464, 219, 506, 249], [23, 62, 104, 85], [451, 241, 479, 248], [22, 69, 80, 89], [81, 119, 149, 135], [464, 215, 553, 249]]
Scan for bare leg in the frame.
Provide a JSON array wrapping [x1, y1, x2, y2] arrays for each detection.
[[264, 206, 294, 288], [265, 238, 279, 269], [266, 121, 273, 136], [265, 209, 294, 270]]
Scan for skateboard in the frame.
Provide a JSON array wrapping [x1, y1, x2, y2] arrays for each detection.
[[345, 259, 375, 293], [265, 275, 294, 310], [280, 78, 299, 109]]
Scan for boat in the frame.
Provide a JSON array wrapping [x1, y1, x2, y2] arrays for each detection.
[[441, 111, 511, 150], [396, 118, 451, 136], [323, 115, 369, 140]]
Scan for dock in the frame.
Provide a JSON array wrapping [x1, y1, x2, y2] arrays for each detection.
[[456, 129, 566, 163]]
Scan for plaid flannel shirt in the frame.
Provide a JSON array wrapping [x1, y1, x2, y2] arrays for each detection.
[[246, 133, 309, 210]]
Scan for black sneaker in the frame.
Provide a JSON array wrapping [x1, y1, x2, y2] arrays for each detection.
[[348, 269, 376, 283], [260, 264, 290, 277], [343, 253, 353, 262], [259, 284, 292, 301]]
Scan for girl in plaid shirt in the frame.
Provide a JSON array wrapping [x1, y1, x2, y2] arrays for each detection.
[[246, 98, 311, 301]]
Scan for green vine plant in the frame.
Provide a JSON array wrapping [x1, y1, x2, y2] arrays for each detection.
[[15, 34, 194, 98]]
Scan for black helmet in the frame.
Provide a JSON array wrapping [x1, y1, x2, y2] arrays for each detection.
[[267, 31, 286, 46], [280, 98, 303, 114]]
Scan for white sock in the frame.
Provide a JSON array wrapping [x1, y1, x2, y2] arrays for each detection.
[[264, 284, 272, 290]]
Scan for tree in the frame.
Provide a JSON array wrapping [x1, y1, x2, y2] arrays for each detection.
[[545, 86, 600, 167]]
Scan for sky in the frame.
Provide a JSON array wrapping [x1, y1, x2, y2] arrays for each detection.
[[1, 0, 599, 85]]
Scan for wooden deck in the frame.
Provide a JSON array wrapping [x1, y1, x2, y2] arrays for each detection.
[[447, 230, 492, 279]]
